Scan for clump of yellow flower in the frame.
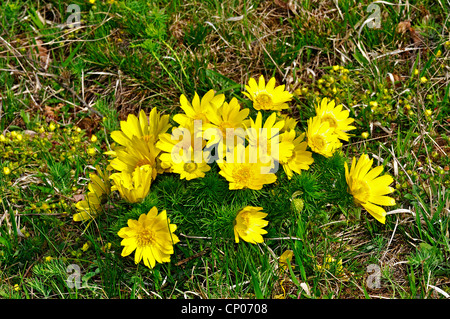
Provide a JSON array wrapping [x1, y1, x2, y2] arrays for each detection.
[[233, 206, 268, 244], [345, 154, 396, 224], [118, 206, 179, 268], [305, 97, 356, 158], [108, 108, 170, 178], [314, 98, 355, 142]]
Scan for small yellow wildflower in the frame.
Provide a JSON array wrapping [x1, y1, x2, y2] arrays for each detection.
[[332, 65, 340, 71], [3, 167, 11, 175], [0, 134, 5, 142], [420, 76, 428, 83], [90, 134, 98, 143], [425, 109, 432, 117], [413, 68, 419, 76], [49, 122, 56, 132], [81, 242, 90, 252], [87, 147, 96, 156], [13, 284, 20, 291], [361, 132, 369, 139], [45, 256, 53, 262]]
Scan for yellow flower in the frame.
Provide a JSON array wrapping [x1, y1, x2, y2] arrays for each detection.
[[110, 165, 153, 203], [81, 242, 90, 252], [218, 144, 277, 190], [3, 166, 11, 175], [90, 134, 98, 143], [361, 132, 369, 139], [173, 90, 225, 127], [202, 97, 249, 155], [279, 131, 314, 179], [345, 154, 396, 224], [306, 116, 342, 157], [45, 256, 53, 262], [118, 207, 179, 268], [0, 134, 5, 142], [49, 122, 56, 132], [279, 250, 294, 270], [278, 114, 297, 133], [73, 166, 111, 222], [156, 121, 204, 172], [420, 76, 428, 83], [169, 147, 211, 180], [245, 112, 293, 163], [108, 109, 170, 179], [87, 147, 96, 156], [109, 137, 159, 179], [111, 108, 170, 149], [414, 68, 419, 75], [242, 75, 293, 111], [234, 206, 268, 244], [315, 98, 355, 141]]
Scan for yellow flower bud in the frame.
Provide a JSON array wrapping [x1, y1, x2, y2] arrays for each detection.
[[420, 76, 428, 83], [361, 132, 369, 139]]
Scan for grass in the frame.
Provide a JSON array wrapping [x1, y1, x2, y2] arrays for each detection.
[[0, 0, 449, 299]]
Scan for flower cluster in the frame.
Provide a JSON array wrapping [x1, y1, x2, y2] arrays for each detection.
[[72, 75, 397, 269]]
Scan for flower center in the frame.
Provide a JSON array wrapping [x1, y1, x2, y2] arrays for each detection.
[[256, 93, 272, 109], [183, 162, 198, 173], [136, 229, 156, 247], [240, 212, 251, 227], [194, 113, 209, 124], [311, 134, 326, 150], [352, 180, 371, 204], [232, 166, 253, 185], [321, 115, 338, 129]]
